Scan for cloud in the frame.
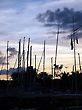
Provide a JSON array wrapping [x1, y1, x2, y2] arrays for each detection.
[[0, 52, 6, 65], [0, 47, 17, 65], [0, 0, 47, 42], [8, 47, 18, 58], [37, 7, 82, 42], [0, 56, 6, 65], [0, 0, 82, 45], [37, 8, 82, 29]]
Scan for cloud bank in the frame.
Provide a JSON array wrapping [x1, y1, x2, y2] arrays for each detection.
[[0, 0, 82, 44], [8, 47, 18, 58], [37, 8, 82, 29], [0, 47, 17, 65]]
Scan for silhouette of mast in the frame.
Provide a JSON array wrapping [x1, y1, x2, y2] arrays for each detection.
[[72, 65, 74, 72], [18, 39, 21, 73], [22, 37, 25, 71], [43, 40, 45, 72], [30, 46, 32, 66], [70, 16, 79, 72], [27, 38, 30, 69], [37, 51, 43, 72], [54, 25, 59, 77], [51, 57, 53, 76], [78, 53, 81, 71], [73, 16, 77, 72], [37, 41, 46, 72], [35, 55, 36, 71], [55, 25, 59, 65], [14, 58, 17, 69], [7, 41, 9, 81], [71, 16, 78, 92]]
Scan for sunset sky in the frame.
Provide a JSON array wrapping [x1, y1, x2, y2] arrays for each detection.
[[0, 0, 82, 73]]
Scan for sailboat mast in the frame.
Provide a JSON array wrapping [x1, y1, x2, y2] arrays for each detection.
[[7, 41, 9, 81], [18, 39, 21, 73], [22, 37, 25, 71], [51, 57, 53, 76], [55, 25, 59, 65], [78, 53, 81, 71], [43, 40, 45, 72], [54, 25, 59, 77], [73, 16, 76, 72], [35, 55, 36, 71], [27, 38, 30, 69], [30, 46, 32, 66], [37, 51, 43, 72]]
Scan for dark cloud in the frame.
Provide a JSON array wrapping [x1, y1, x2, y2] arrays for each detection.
[[37, 7, 82, 29], [0, 56, 6, 65], [0, 47, 17, 65], [8, 47, 18, 58], [0, 51, 6, 65]]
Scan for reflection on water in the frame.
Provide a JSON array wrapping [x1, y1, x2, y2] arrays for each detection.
[[10, 108, 36, 110], [10, 106, 82, 110]]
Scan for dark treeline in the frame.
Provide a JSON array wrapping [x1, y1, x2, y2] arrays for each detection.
[[1, 68, 82, 109], [0, 67, 82, 93]]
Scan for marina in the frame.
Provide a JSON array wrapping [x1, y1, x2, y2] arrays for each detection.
[[0, 1, 82, 109]]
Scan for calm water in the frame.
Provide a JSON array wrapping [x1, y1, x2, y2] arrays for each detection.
[[10, 107, 82, 110], [10, 108, 35, 110], [11, 108, 60, 110]]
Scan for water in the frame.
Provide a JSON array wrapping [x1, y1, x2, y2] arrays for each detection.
[[9, 106, 82, 110], [10, 108, 35, 110]]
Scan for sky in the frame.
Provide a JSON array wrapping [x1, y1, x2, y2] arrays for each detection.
[[0, 0, 82, 73]]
